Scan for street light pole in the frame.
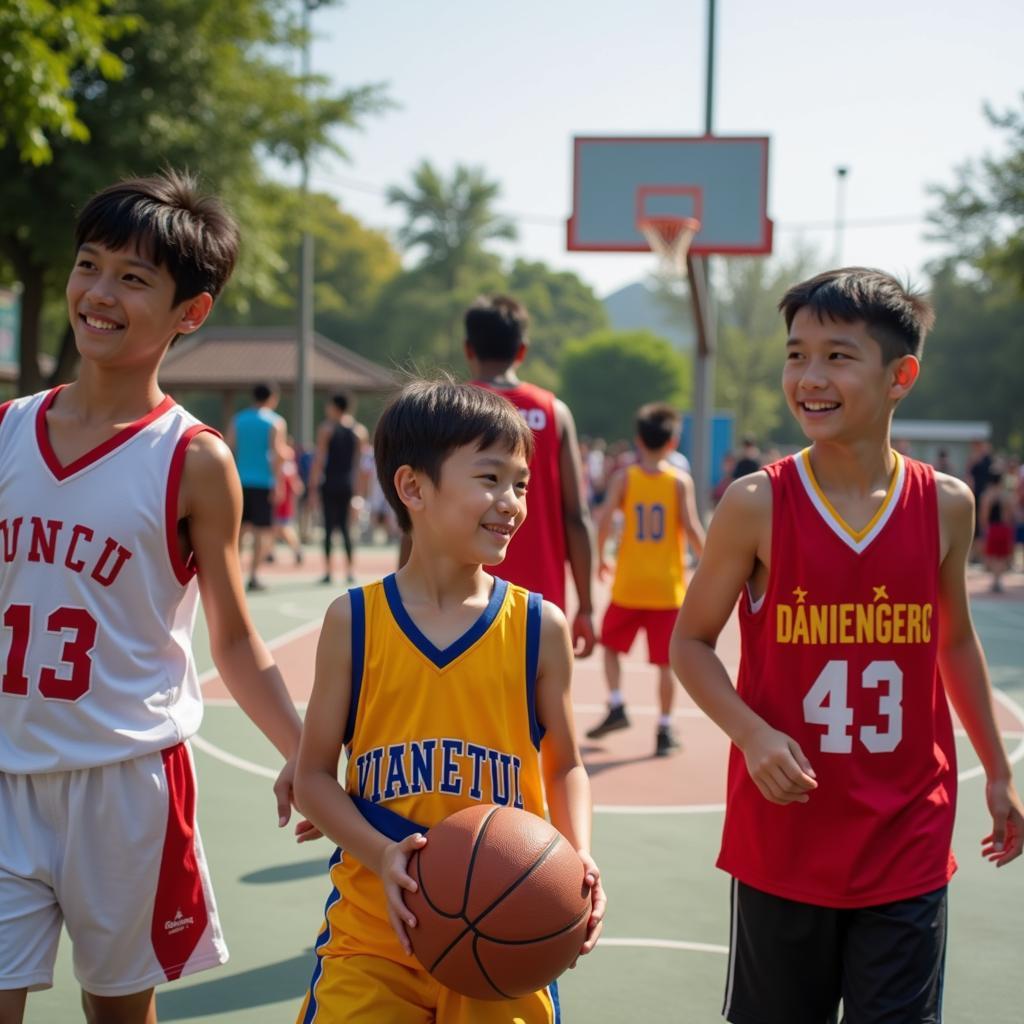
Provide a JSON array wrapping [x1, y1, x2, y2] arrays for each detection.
[[833, 165, 849, 266], [296, 0, 318, 454]]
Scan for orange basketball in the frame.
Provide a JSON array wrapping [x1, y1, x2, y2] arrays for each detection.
[[405, 804, 591, 1000]]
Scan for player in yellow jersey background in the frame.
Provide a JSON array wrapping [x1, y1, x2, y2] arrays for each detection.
[[292, 379, 605, 1023], [589, 404, 705, 757]]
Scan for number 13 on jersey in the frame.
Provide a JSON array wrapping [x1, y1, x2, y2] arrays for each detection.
[[803, 659, 903, 754]]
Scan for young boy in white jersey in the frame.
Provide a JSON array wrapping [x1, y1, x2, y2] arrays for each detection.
[[293, 380, 605, 1023], [587, 403, 704, 757], [671, 268, 1023, 1023], [0, 172, 311, 1023]]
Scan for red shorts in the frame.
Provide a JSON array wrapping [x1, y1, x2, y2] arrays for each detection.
[[985, 522, 1014, 559], [600, 603, 678, 665]]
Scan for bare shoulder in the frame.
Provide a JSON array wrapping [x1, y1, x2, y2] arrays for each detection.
[[323, 591, 354, 633], [934, 471, 974, 524], [539, 598, 571, 646], [717, 469, 773, 519], [182, 431, 237, 501]]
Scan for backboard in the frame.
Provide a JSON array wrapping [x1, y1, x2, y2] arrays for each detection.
[[567, 135, 772, 256]]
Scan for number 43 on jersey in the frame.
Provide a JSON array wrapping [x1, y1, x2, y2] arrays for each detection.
[[803, 659, 903, 754]]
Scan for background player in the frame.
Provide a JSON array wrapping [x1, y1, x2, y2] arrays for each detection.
[[671, 267, 1023, 1024], [0, 171, 311, 1024], [466, 295, 597, 656], [309, 392, 369, 585], [293, 379, 604, 1023], [225, 381, 286, 592], [588, 403, 704, 756]]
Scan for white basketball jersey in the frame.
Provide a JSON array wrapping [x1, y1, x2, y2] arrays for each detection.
[[0, 387, 212, 772]]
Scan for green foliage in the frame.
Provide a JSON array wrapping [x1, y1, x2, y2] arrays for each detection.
[[210, 185, 401, 349], [0, 0, 137, 165], [505, 259, 608, 386], [928, 95, 1024, 291], [899, 266, 1024, 449], [0, 0, 390, 392], [387, 161, 516, 289], [713, 250, 817, 445], [560, 330, 690, 442]]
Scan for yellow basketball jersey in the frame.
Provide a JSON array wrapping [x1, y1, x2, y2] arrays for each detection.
[[610, 463, 687, 609], [316, 574, 547, 965]]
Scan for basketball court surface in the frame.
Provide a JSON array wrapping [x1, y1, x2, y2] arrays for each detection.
[[22, 544, 1024, 1022]]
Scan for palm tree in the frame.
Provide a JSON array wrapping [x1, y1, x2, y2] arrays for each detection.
[[387, 161, 517, 291]]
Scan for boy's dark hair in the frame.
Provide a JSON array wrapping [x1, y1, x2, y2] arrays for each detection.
[[464, 295, 529, 364], [252, 382, 276, 403], [330, 393, 349, 413], [778, 267, 935, 361], [74, 169, 240, 306], [374, 379, 534, 533], [636, 402, 680, 451]]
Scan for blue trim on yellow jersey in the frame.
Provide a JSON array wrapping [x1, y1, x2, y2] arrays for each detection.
[[342, 587, 366, 747], [351, 793, 429, 841], [382, 573, 509, 668], [302, 847, 343, 1024], [550, 979, 562, 1022], [526, 591, 544, 749]]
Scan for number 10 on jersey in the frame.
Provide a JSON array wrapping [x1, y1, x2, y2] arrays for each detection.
[[803, 659, 903, 754]]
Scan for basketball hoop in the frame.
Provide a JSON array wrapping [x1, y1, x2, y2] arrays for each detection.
[[638, 215, 701, 277]]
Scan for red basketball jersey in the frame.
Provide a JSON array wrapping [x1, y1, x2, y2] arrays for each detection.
[[718, 451, 957, 908], [474, 380, 566, 610]]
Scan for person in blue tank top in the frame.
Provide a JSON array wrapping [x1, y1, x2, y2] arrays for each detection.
[[227, 382, 286, 591]]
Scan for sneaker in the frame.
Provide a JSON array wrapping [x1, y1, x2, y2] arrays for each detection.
[[655, 726, 681, 757], [586, 705, 630, 739], [320, 574, 333, 585], [246, 578, 267, 593]]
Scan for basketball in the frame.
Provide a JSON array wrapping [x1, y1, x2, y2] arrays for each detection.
[[405, 803, 591, 1000]]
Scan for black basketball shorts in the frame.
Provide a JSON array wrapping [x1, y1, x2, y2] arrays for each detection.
[[723, 879, 947, 1024], [240, 486, 274, 528]]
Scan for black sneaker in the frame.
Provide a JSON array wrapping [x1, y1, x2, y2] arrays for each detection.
[[586, 705, 630, 739], [246, 578, 267, 593], [655, 726, 681, 757]]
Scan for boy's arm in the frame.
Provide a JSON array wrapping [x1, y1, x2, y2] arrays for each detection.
[[293, 595, 427, 950], [182, 433, 305, 824], [935, 475, 1023, 866], [535, 601, 605, 956], [593, 468, 627, 581], [669, 475, 818, 805], [555, 399, 596, 657], [307, 421, 331, 507], [676, 471, 706, 559]]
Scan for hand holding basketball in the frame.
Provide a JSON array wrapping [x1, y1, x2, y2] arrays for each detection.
[[381, 831, 428, 954], [574, 848, 606, 961]]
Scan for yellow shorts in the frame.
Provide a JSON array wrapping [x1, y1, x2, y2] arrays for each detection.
[[295, 952, 559, 1023]]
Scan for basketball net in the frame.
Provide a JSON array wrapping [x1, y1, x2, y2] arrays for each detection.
[[638, 215, 701, 278]]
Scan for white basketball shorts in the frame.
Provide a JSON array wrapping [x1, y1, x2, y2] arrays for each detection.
[[0, 742, 228, 996]]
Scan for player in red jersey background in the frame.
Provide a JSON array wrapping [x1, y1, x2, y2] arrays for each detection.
[[465, 295, 596, 657], [671, 268, 1023, 1024]]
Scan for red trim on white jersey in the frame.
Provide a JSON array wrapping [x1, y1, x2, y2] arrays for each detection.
[[35, 386, 177, 482], [165, 425, 222, 586], [151, 743, 210, 981], [0, 400, 12, 427]]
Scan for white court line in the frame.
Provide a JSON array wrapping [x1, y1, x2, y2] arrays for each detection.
[[599, 937, 728, 955], [193, 627, 1024, 811]]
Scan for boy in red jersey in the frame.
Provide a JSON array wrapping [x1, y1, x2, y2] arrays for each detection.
[[466, 296, 596, 656], [0, 172, 311, 1023], [588, 403, 704, 756], [671, 268, 1023, 1024]]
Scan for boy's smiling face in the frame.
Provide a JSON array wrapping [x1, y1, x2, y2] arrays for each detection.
[[782, 307, 918, 443], [66, 241, 211, 369], [419, 441, 529, 566]]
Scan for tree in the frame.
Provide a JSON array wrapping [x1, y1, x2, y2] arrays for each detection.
[[0, 0, 136, 165], [210, 185, 401, 353], [504, 259, 608, 388], [899, 265, 1024, 449], [0, 0, 389, 394], [928, 96, 1024, 291], [387, 161, 516, 290], [559, 330, 690, 442]]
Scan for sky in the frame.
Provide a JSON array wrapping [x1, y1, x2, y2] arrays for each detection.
[[299, 0, 1023, 298]]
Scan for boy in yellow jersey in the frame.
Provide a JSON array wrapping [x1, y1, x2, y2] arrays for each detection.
[[293, 380, 605, 1023], [588, 403, 705, 757]]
